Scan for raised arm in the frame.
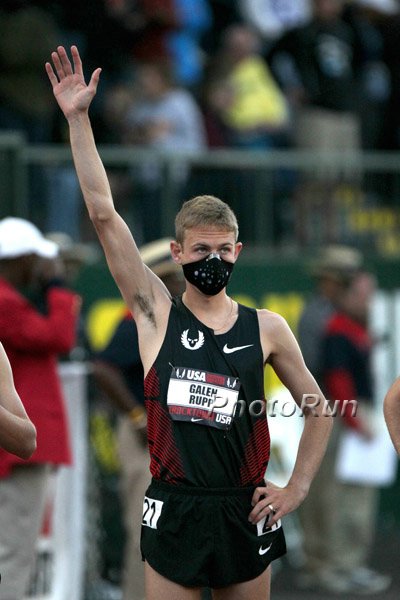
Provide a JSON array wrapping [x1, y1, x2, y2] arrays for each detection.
[[45, 46, 170, 322], [384, 377, 400, 455], [249, 311, 333, 526], [0, 343, 37, 459]]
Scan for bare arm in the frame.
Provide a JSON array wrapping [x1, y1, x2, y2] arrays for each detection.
[[249, 311, 333, 526], [0, 344, 37, 459], [384, 377, 400, 455], [45, 46, 170, 322]]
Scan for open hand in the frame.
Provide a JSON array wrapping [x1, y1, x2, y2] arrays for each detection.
[[45, 46, 101, 120]]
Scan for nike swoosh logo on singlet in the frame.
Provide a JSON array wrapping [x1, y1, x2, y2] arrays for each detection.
[[258, 543, 272, 556], [223, 344, 254, 354], [191, 418, 203, 422]]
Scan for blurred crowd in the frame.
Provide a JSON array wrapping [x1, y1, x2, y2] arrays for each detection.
[[2, 0, 400, 244]]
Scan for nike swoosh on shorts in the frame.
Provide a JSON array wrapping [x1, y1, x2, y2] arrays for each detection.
[[258, 543, 272, 556], [223, 344, 254, 354]]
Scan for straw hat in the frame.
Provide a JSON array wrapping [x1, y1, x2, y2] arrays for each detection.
[[309, 245, 363, 282], [139, 238, 181, 277]]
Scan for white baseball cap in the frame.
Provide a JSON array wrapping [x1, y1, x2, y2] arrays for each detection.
[[0, 217, 58, 259]]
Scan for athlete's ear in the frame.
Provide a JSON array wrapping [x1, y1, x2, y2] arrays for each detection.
[[170, 240, 183, 264], [234, 241, 243, 260]]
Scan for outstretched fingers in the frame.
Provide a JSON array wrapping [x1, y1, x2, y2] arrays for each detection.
[[71, 45, 84, 77], [50, 48, 67, 81], [88, 68, 102, 95], [45, 61, 58, 88], [57, 45, 73, 76], [46, 46, 77, 86]]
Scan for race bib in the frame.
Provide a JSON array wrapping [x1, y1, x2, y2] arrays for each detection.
[[257, 515, 282, 536], [142, 496, 163, 529], [167, 366, 240, 430]]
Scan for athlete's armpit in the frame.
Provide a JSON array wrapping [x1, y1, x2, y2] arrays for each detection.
[[133, 292, 156, 327]]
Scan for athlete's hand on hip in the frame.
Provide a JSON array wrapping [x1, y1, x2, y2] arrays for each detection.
[[45, 46, 101, 120], [248, 479, 307, 527]]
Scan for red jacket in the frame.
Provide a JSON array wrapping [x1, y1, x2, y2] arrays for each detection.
[[323, 312, 372, 432], [0, 277, 80, 477]]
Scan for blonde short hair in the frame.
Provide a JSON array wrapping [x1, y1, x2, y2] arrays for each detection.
[[175, 195, 239, 244]]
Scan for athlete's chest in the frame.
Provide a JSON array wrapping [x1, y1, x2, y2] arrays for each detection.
[[171, 318, 261, 374]]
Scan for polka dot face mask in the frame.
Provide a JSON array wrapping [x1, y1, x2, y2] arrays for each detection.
[[182, 253, 234, 296]]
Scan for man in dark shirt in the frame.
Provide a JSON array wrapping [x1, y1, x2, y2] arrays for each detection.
[[268, 0, 364, 243]]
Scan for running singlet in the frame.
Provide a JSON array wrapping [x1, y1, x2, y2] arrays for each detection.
[[144, 297, 270, 487]]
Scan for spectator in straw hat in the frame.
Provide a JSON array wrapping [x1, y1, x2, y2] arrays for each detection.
[[92, 238, 184, 600], [298, 245, 363, 382], [296, 245, 362, 591], [298, 269, 392, 594], [297, 247, 391, 593]]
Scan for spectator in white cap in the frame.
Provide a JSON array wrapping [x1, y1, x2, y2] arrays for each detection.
[[0, 216, 59, 260], [0, 216, 81, 600]]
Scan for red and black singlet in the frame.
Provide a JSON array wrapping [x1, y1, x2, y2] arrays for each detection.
[[144, 297, 270, 488]]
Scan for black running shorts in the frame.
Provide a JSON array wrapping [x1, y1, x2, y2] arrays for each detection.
[[140, 478, 287, 588]]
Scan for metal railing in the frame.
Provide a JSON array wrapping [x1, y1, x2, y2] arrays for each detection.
[[2, 132, 400, 248]]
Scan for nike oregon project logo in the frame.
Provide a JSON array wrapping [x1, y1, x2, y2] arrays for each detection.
[[181, 329, 205, 350], [223, 344, 254, 354]]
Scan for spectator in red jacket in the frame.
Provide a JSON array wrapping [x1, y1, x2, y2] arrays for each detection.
[[0, 217, 81, 600], [298, 271, 391, 594]]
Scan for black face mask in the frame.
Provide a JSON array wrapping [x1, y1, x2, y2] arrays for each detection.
[[182, 253, 234, 296]]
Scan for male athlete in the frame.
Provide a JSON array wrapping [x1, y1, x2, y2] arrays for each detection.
[[46, 46, 333, 600]]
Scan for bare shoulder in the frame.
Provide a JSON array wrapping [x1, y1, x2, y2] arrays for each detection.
[[257, 308, 291, 337], [256, 308, 299, 363]]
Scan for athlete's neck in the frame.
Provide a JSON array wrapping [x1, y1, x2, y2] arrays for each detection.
[[182, 288, 237, 333]]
